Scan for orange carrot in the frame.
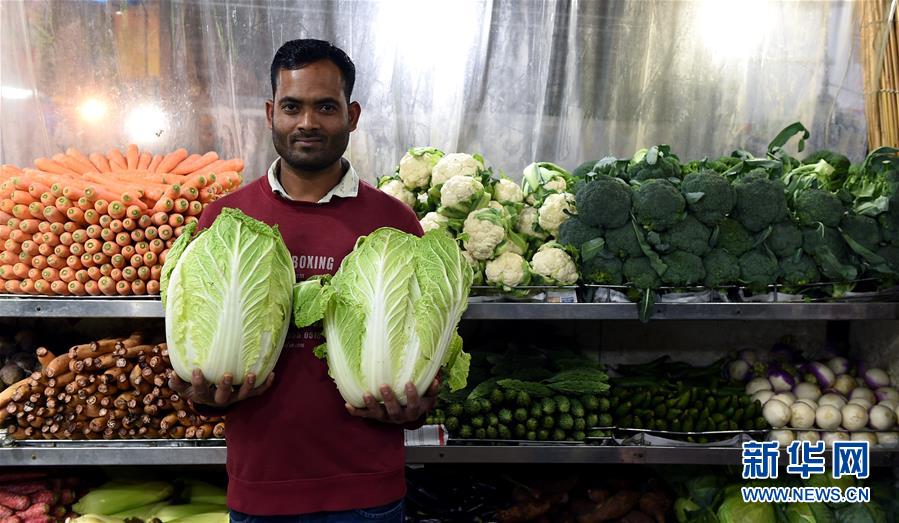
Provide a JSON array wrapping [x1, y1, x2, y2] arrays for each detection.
[[27, 183, 51, 200], [93, 199, 109, 214], [92, 253, 108, 266], [131, 279, 146, 295], [84, 280, 100, 296], [74, 269, 89, 284], [130, 254, 144, 268], [27, 267, 40, 280], [135, 241, 149, 256], [125, 144, 140, 170], [143, 251, 158, 267], [38, 243, 53, 257], [20, 240, 38, 256], [131, 229, 145, 243], [11, 204, 29, 220], [98, 276, 115, 296], [46, 254, 64, 269], [34, 279, 54, 295], [27, 202, 45, 220], [111, 254, 126, 269], [69, 243, 84, 257], [71, 229, 87, 244], [57, 268, 75, 283], [168, 214, 184, 227], [137, 152, 152, 171], [100, 228, 115, 242], [63, 221, 78, 233], [81, 253, 93, 267], [12, 263, 28, 278], [54, 153, 89, 175], [84, 209, 100, 225], [86, 225, 102, 240], [144, 226, 158, 241], [66, 148, 96, 174], [9, 230, 26, 243], [153, 197, 174, 213], [148, 154, 164, 173], [66, 255, 82, 270], [99, 215, 112, 228], [62, 186, 86, 200], [156, 148, 189, 173], [11, 191, 32, 205], [67, 207, 86, 224], [171, 153, 204, 175], [149, 238, 165, 254], [76, 196, 94, 211], [121, 245, 136, 259], [34, 157, 78, 177], [115, 232, 130, 247], [107, 148, 128, 171], [67, 281, 86, 296], [31, 255, 47, 270], [0, 225, 9, 240], [116, 280, 132, 296], [122, 266, 137, 282], [173, 198, 189, 214], [147, 280, 161, 295], [20, 279, 36, 294], [52, 280, 71, 295], [122, 218, 137, 231], [41, 232, 60, 247], [59, 232, 73, 247], [87, 266, 101, 281], [41, 267, 59, 281], [126, 205, 142, 220], [100, 263, 112, 276], [187, 200, 203, 216], [151, 212, 168, 227], [108, 201, 126, 219], [138, 214, 152, 229], [120, 192, 147, 211], [84, 239, 101, 255], [42, 206, 65, 223], [102, 242, 120, 256], [110, 220, 124, 234], [39, 192, 53, 206], [157, 224, 173, 240], [19, 219, 39, 234], [164, 184, 181, 199], [0, 199, 14, 214], [4, 280, 21, 293], [88, 152, 112, 173]]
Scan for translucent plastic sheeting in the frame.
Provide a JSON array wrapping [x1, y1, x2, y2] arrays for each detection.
[[0, 0, 868, 186]]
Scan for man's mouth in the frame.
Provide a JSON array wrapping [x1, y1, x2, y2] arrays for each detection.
[[292, 136, 323, 146]]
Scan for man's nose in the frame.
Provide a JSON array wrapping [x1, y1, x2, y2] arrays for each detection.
[[297, 109, 319, 132]]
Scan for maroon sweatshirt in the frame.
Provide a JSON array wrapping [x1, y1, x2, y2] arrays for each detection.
[[196, 174, 423, 515]]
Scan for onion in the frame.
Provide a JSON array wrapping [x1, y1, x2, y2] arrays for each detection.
[[875, 387, 899, 403], [876, 432, 899, 446], [827, 357, 850, 375], [728, 360, 751, 382], [771, 392, 797, 406], [822, 431, 850, 447], [850, 432, 878, 445], [796, 431, 820, 443], [769, 369, 796, 392], [849, 398, 873, 410], [803, 362, 835, 389], [796, 398, 818, 410], [833, 375, 857, 397], [793, 382, 821, 401], [815, 405, 842, 430], [863, 368, 890, 389], [746, 377, 772, 396], [768, 429, 795, 447], [840, 403, 868, 431], [850, 387, 876, 404], [869, 405, 896, 430], [790, 402, 816, 429], [763, 399, 792, 428], [877, 400, 897, 412], [818, 393, 847, 410], [752, 390, 775, 405]]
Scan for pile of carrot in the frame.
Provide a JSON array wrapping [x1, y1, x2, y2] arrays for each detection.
[[0, 145, 243, 296]]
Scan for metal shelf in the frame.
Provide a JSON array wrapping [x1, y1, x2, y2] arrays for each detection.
[[1, 444, 896, 467], [1, 297, 898, 320]]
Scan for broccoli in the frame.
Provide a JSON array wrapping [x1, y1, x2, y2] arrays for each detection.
[[581, 254, 623, 285], [557, 218, 602, 250], [575, 176, 632, 228], [879, 212, 899, 245], [795, 188, 845, 227], [623, 257, 661, 289], [738, 249, 780, 291], [627, 146, 682, 182], [660, 251, 705, 287], [840, 214, 882, 251], [766, 221, 803, 258], [572, 160, 599, 179], [703, 248, 740, 287], [733, 170, 788, 231], [803, 226, 858, 281], [604, 223, 643, 259], [715, 218, 754, 256], [780, 254, 820, 286], [680, 169, 735, 225], [632, 179, 686, 231], [876, 245, 899, 271], [662, 215, 712, 256], [803, 150, 850, 191]]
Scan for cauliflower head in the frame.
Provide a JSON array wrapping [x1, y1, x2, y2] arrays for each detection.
[[493, 178, 524, 205], [530, 243, 579, 285], [516, 206, 548, 241], [538, 192, 577, 237], [486, 252, 531, 288], [431, 153, 484, 186], [463, 208, 508, 260], [398, 147, 444, 190], [439, 175, 488, 219], [420, 211, 449, 233], [461, 250, 485, 285], [378, 178, 416, 208]]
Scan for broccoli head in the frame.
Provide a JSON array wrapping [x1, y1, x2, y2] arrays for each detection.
[[780, 254, 820, 286], [802, 149, 850, 191], [738, 249, 780, 291], [703, 248, 740, 288], [572, 160, 599, 179], [662, 215, 711, 256], [623, 257, 661, 289], [557, 218, 602, 250], [627, 146, 682, 182], [660, 251, 705, 287], [633, 179, 685, 231], [604, 223, 643, 259], [878, 212, 899, 245], [840, 214, 882, 251], [581, 255, 623, 285], [802, 226, 858, 281], [680, 169, 735, 226], [876, 245, 899, 272], [576, 176, 632, 228], [767, 221, 803, 258], [733, 170, 788, 231], [715, 218, 754, 256], [794, 188, 845, 227]]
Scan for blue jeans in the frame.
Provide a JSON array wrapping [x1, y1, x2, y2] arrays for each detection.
[[229, 500, 404, 523]]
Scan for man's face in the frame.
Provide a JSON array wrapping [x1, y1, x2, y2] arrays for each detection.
[[266, 60, 360, 173]]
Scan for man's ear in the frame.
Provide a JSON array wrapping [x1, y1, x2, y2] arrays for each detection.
[[347, 101, 361, 132], [265, 99, 274, 130]]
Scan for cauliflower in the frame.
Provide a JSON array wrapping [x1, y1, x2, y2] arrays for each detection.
[[461, 250, 485, 285], [522, 162, 572, 205], [378, 178, 416, 208], [530, 243, 579, 285], [485, 252, 531, 288], [463, 208, 508, 260], [398, 147, 444, 190], [431, 153, 484, 186], [538, 192, 576, 237], [420, 212, 449, 232], [516, 206, 548, 241], [493, 178, 524, 205], [439, 175, 489, 219]]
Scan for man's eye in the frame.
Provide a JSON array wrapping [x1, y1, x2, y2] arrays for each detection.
[[282, 104, 297, 112], [320, 104, 336, 112]]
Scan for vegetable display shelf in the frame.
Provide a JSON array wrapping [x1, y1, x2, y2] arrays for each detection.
[[0, 442, 896, 467], [2, 296, 899, 320]]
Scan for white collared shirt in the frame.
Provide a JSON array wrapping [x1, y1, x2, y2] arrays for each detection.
[[267, 157, 360, 203]]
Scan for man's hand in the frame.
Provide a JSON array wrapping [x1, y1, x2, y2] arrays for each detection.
[[346, 378, 440, 424], [169, 369, 275, 408]]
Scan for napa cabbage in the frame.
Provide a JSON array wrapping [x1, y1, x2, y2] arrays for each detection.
[[162, 208, 295, 385], [293, 228, 472, 407]]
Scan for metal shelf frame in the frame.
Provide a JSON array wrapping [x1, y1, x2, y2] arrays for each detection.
[[1, 444, 896, 467], [2, 297, 898, 321]]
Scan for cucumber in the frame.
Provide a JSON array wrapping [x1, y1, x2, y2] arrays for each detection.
[[542, 416, 555, 429], [613, 401, 632, 417]]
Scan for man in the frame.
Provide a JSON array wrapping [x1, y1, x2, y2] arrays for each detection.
[[170, 39, 435, 522]]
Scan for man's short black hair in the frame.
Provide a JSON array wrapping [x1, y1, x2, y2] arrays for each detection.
[[270, 39, 356, 102]]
